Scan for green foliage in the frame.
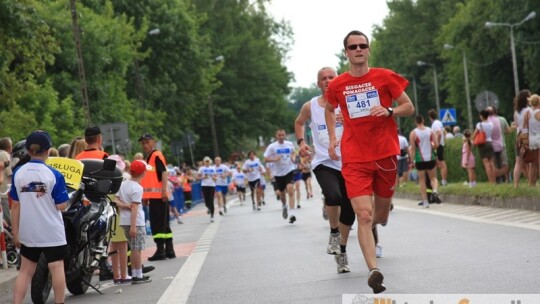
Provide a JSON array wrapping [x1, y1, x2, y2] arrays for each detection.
[[289, 85, 320, 112]]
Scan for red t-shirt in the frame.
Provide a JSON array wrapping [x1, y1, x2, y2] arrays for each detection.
[[325, 68, 408, 163]]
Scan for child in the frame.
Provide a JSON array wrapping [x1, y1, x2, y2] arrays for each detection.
[[462, 129, 477, 187], [116, 160, 152, 284], [106, 155, 130, 284]]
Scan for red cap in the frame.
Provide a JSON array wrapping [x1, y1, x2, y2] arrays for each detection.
[[130, 160, 147, 175]]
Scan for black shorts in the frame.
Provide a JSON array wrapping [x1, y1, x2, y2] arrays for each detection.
[[301, 172, 312, 181], [248, 179, 260, 190], [274, 171, 294, 192], [21, 244, 67, 263], [436, 145, 445, 161], [237, 186, 246, 193], [415, 160, 436, 171]]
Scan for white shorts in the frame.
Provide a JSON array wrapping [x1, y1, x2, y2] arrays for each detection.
[[529, 132, 540, 150]]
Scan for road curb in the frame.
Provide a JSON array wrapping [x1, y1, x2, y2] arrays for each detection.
[[394, 191, 540, 211]]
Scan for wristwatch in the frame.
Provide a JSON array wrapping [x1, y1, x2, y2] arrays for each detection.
[[297, 138, 304, 145], [386, 107, 393, 117]]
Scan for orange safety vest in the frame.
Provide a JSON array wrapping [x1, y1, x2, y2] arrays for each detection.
[[75, 149, 109, 160], [181, 173, 192, 192], [141, 150, 167, 199]]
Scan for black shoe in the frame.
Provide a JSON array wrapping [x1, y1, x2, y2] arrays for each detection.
[[129, 264, 155, 276], [166, 251, 176, 259], [147, 252, 167, 261], [132, 276, 152, 284], [431, 192, 442, 204], [289, 215, 296, 224]]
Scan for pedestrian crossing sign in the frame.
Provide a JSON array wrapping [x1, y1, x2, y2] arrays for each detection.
[[439, 108, 457, 126]]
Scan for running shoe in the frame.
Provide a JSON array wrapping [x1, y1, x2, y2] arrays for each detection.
[[423, 200, 430, 208], [334, 252, 350, 273], [431, 192, 442, 204], [282, 205, 288, 219], [289, 215, 296, 224], [376, 244, 383, 258], [219, 210, 224, 216], [327, 233, 340, 255], [132, 276, 152, 284], [367, 268, 386, 294]]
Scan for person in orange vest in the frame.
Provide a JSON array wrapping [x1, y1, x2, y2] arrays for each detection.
[[139, 133, 175, 260], [75, 126, 109, 160]]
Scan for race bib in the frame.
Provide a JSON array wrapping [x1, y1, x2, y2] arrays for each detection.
[[275, 148, 291, 161], [317, 123, 344, 145], [346, 90, 381, 119]]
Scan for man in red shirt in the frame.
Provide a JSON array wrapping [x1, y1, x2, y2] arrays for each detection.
[[325, 30, 415, 293]]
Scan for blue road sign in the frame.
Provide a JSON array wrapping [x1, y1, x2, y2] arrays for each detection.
[[439, 108, 457, 126]]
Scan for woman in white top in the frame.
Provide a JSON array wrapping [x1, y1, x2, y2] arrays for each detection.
[[522, 94, 540, 186], [512, 89, 532, 188], [473, 110, 495, 184]]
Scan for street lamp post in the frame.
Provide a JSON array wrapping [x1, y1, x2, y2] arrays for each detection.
[[444, 44, 473, 131], [417, 61, 441, 114], [485, 11, 536, 96]]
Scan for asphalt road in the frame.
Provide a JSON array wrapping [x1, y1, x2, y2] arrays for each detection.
[[2, 182, 539, 304]]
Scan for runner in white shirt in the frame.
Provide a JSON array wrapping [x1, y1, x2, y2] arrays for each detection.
[[428, 109, 448, 185], [264, 129, 297, 223], [197, 157, 217, 222], [242, 152, 265, 210], [214, 157, 231, 215], [232, 166, 247, 204], [295, 67, 360, 273]]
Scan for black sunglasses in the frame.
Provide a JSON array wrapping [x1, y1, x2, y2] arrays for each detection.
[[346, 43, 369, 51]]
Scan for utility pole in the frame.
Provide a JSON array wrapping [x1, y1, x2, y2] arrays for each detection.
[[70, 0, 91, 125]]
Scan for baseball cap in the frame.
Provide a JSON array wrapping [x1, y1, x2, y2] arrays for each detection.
[[85, 126, 102, 137], [130, 160, 147, 175], [138, 133, 154, 142], [25, 131, 52, 153]]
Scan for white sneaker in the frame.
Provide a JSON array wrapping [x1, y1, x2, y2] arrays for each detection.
[[327, 233, 340, 255], [334, 252, 350, 273], [423, 200, 430, 208], [375, 244, 383, 258]]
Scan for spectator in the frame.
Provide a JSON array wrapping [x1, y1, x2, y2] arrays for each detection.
[[489, 106, 511, 183], [461, 130, 476, 187], [397, 129, 410, 187], [473, 110, 496, 184], [444, 126, 454, 139], [57, 143, 70, 157], [522, 94, 540, 186], [0, 137, 13, 226], [68, 136, 87, 159], [10, 131, 69, 304], [453, 126, 463, 138], [512, 90, 532, 188], [48, 148, 59, 157], [485, 107, 506, 183], [75, 126, 108, 160]]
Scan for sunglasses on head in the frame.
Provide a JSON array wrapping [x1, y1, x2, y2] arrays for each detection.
[[346, 43, 369, 51]]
